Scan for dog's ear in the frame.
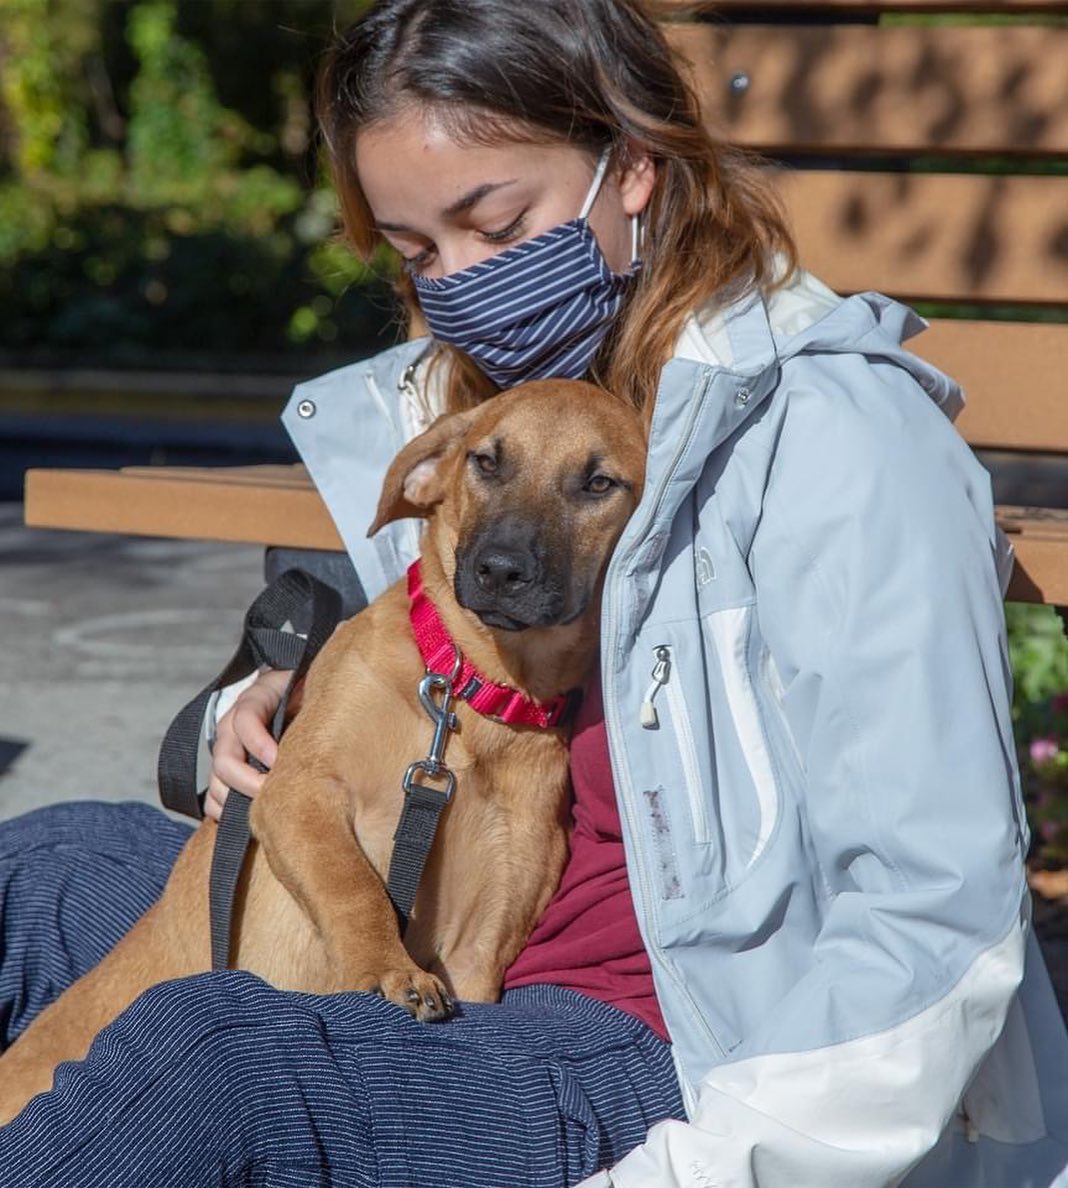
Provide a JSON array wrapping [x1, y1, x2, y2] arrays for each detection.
[[367, 407, 480, 536]]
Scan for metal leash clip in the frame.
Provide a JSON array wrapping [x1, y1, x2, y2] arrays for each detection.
[[401, 647, 462, 802]]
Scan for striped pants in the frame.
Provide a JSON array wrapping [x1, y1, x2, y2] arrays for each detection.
[[0, 801, 684, 1187]]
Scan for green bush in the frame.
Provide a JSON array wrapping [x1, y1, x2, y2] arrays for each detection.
[[0, 0, 391, 368], [1007, 604, 1068, 866]]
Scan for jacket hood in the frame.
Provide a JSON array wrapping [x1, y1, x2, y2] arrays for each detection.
[[675, 268, 965, 425]]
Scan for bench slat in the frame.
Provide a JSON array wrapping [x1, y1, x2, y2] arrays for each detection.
[[670, 24, 1068, 155], [916, 321, 1068, 454], [778, 171, 1068, 305], [999, 506, 1068, 539], [117, 464, 313, 488], [1005, 535, 1068, 604], [23, 467, 1067, 604], [23, 467, 344, 552]]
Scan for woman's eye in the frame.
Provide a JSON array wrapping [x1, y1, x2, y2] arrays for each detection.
[[586, 474, 616, 495], [401, 247, 436, 275], [481, 214, 527, 245]]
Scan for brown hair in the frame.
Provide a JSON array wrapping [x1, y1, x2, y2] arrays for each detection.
[[316, 0, 796, 418]]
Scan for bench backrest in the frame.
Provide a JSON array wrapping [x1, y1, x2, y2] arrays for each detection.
[[658, 0, 1068, 601], [665, 0, 1068, 456]]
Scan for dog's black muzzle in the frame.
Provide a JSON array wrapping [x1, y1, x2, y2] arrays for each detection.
[[454, 519, 576, 631]]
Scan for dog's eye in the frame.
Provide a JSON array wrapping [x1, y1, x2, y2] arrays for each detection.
[[585, 474, 616, 495], [470, 451, 498, 477]]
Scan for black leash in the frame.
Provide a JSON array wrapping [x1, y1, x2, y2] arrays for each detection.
[[386, 664, 459, 932], [157, 568, 342, 970], [209, 787, 254, 971], [385, 666, 580, 932]]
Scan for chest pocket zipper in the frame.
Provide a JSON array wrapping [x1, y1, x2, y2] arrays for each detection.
[[640, 645, 711, 845], [639, 646, 671, 728]]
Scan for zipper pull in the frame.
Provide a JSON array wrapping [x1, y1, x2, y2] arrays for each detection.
[[399, 343, 433, 397], [399, 357, 420, 397], [640, 645, 672, 729]]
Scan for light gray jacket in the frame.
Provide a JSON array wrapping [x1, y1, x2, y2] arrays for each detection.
[[283, 273, 1068, 1187]]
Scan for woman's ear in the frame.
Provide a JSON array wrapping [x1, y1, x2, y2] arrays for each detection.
[[367, 407, 479, 536], [617, 144, 656, 219]]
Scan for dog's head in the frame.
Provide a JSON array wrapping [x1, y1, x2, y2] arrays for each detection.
[[369, 379, 646, 633]]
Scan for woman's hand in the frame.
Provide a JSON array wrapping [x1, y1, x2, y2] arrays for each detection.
[[205, 668, 301, 821]]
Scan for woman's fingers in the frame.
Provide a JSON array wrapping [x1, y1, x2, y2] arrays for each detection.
[[204, 776, 238, 822], [204, 670, 290, 821], [231, 686, 283, 770]]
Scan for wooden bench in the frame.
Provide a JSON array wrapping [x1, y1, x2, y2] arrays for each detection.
[[23, 0, 1068, 606]]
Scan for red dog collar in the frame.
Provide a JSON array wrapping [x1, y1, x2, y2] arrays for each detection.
[[407, 560, 577, 729]]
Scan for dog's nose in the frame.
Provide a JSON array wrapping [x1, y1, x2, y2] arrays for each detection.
[[475, 548, 535, 596]]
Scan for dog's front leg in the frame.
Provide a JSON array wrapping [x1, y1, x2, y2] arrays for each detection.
[[247, 766, 452, 1021]]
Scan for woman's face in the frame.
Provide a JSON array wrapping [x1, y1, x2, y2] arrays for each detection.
[[355, 106, 655, 279]]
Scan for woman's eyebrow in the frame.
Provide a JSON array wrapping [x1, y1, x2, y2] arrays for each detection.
[[375, 180, 519, 232], [443, 179, 518, 218]]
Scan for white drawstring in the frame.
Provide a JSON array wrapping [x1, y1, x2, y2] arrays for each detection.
[[581, 147, 643, 266], [578, 147, 614, 221]]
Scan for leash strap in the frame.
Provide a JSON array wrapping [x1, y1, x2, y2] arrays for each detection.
[[158, 571, 334, 819], [386, 669, 459, 933], [156, 568, 342, 969], [387, 782, 452, 931], [209, 787, 252, 971]]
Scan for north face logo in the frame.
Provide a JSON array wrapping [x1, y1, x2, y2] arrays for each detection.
[[696, 546, 715, 587]]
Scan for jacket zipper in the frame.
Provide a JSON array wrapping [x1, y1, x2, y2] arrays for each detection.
[[602, 371, 728, 1059], [368, 363, 421, 561], [639, 645, 671, 728], [640, 644, 711, 845]]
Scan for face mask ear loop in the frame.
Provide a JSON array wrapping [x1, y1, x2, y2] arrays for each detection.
[[578, 147, 614, 222]]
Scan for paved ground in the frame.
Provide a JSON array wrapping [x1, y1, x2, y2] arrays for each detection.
[[0, 503, 264, 819], [1, 502, 1065, 1019]]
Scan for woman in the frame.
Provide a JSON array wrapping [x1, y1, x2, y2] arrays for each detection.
[[1, 1, 1065, 1184]]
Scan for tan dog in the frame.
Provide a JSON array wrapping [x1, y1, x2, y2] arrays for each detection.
[[0, 378, 646, 1125]]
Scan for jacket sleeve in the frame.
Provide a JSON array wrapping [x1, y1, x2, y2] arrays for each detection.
[[282, 345, 430, 606], [201, 345, 431, 742], [586, 365, 1030, 1187]]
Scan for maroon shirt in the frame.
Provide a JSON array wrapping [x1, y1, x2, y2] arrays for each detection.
[[503, 669, 669, 1041]]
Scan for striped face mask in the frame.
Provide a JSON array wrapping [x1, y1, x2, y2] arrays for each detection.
[[411, 149, 640, 387]]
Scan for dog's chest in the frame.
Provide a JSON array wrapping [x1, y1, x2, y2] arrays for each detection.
[[401, 742, 571, 990]]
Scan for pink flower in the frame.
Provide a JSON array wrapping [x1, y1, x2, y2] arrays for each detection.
[[1030, 737, 1060, 765]]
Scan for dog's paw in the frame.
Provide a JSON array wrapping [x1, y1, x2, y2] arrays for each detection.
[[373, 968, 454, 1022]]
